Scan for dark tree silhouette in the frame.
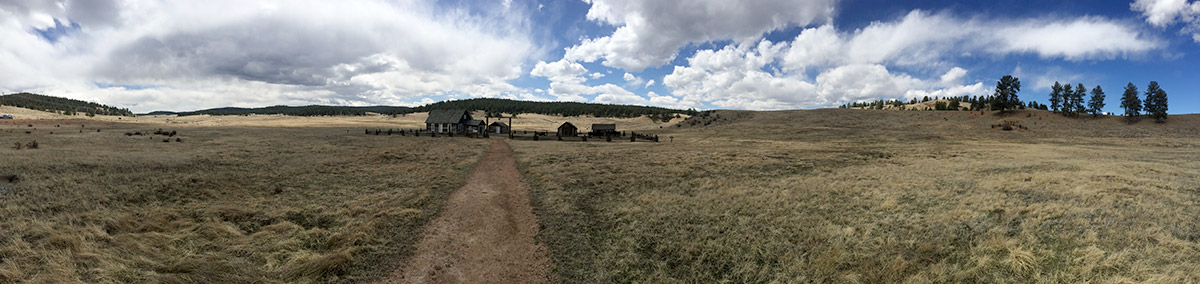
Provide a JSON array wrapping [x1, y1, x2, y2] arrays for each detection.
[[1144, 81, 1169, 123], [1088, 85, 1105, 117], [992, 75, 1021, 112], [1049, 82, 1063, 112], [1120, 82, 1141, 123]]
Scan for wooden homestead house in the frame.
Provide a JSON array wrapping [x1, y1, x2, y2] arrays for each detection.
[[557, 122, 578, 136], [425, 109, 485, 134], [590, 123, 616, 136], [489, 121, 510, 134]]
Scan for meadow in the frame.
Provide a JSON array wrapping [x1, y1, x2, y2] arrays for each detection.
[[2, 108, 1199, 283], [513, 109, 1200, 283], [0, 120, 486, 283]]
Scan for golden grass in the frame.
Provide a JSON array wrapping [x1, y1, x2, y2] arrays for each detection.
[[513, 109, 1200, 283], [0, 120, 487, 283]]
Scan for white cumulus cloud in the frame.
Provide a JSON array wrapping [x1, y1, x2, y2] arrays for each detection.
[[565, 0, 836, 71], [1132, 0, 1200, 42], [0, 0, 537, 112]]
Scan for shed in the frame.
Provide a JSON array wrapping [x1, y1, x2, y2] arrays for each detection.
[[557, 122, 578, 137], [465, 120, 486, 133], [489, 121, 510, 134], [590, 123, 616, 136]]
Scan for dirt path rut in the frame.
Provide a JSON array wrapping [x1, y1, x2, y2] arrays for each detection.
[[380, 139, 549, 284]]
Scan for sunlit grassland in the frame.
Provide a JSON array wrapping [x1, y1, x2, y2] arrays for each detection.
[[513, 109, 1200, 283], [0, 123, 486, 283]]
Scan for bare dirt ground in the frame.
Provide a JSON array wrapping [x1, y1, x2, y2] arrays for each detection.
[[380, 139, 549, 284]]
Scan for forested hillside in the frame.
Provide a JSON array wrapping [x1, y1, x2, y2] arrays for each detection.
[[0, 92, 134, 116], [147, 98, 695, 120], [145, 105, 412, 116]]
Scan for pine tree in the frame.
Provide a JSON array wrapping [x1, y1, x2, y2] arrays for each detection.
[[1088, 85, 1105, 117], [1049, 82, 1063, 112], [992, 75, 1021, 112], [1144, 81, 1169, 123], [1061, 84, 1075, 116], [1069, 83, 1087, 117], [1120, 82, 1141, 123]]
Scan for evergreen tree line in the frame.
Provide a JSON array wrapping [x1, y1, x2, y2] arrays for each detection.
[[147, 105, 413, 116], [838, 75, 1170, 123], [1049, 81, 1168, 122], [840, 76, 1033, 112], [145, 98, 695, 120], [412, 98, 697, 120], [1117, 81, 1169, 123], [1048, 82, 1106, 117], [0, 92, 134, 116]]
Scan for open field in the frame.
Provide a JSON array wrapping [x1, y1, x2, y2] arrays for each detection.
[[3, 107, 1200, 283], [513, 109, 1200, 283], [0, 119, 487, 283]]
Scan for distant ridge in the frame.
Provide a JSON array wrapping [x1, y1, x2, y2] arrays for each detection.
[[144, 105, 411, 116], [0, 92, 133, 116], [146, 98, 696, 119]]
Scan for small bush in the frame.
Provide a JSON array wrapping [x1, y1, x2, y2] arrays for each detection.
[[25, 141, 38, 149]]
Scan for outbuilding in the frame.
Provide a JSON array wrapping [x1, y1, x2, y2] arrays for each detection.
[[489, 121, 510, 134], [557, 122, 578, 137], [465, 120, 486, 133], [590, 123, 616, 136]]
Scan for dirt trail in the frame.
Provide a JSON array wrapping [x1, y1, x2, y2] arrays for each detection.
[[380, 139, 549, 284]]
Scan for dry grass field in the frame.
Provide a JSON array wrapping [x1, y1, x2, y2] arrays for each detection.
[[513, 109, 1200, 283], [3, 107, 1199, 283], [0, 119, 487, 283]]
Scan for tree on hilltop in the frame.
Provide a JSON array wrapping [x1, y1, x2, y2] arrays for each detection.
[[1087, 85, 1105, 117], [1144, 81, 1169, 123], [1068, 83, 1087, 117], [1049, 82, 1063, 112], [1120, 82, 1141, 123], [992, 75, 1021, 112], [1061, 84, 1076, 116]]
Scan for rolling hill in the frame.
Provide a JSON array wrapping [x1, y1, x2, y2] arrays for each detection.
[[0, 92, 133, 116], [145, 98, 696, 120]]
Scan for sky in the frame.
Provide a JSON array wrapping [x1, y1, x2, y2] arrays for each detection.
[[1, 0, 1197, 114]]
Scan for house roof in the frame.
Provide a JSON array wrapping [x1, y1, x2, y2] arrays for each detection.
[[489, 121, 508, 127], [558, 122, 577, 130], [591, 124, 615, 131], [425, 109, 469, 124], [466, 120, 485, 126]]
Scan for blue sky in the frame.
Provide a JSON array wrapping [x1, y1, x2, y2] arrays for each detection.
[[0, 0, 1197, 114]]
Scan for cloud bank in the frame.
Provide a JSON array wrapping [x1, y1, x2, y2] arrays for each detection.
[[0, 0, 536, 112]]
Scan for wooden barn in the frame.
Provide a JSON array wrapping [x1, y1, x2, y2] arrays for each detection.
[[557, 122, 578, 137], [590, 123, 616, 136], [425, 109, 475, 134], [489, 121, 510, 134]]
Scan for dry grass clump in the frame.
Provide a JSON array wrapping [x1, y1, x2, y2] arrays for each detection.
[[0, 124, 486, 283], [513, 109, 1200, 283]]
